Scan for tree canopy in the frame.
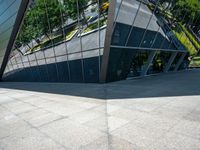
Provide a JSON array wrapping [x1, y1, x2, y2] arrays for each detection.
[[160, 0, 200, 27], [17, 0, 66, 45]]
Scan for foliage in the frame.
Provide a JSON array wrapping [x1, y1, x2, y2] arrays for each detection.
[[179, 23, 200, 50], [17, 0, 66, 46], [160, 0, 200, 27], [63, 0, 89, 21], [158, 0, 200, 35], [173, 27, 197, 56], [83, 18, 107, 33], [190, 56, 200, 67], [66, 29, 77, 40]]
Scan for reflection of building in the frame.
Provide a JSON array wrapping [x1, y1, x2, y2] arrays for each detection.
[[0, 0, 189, 83]]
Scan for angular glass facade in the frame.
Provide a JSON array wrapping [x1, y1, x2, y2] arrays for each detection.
[[1, 0, 199, 83], [0, 0, 28, 78], [3, 0, 108, 83], [102, 0, 190, 82]]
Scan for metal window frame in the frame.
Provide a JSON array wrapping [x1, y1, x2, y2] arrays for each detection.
[[0, 0, 30, 80], [99, 0, 116, 83]]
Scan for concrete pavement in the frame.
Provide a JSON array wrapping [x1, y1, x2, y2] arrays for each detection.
[[0, 70, 200, 149]]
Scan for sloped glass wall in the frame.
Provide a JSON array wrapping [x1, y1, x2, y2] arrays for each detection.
[[3, 0, 109, 83], [106, 0, 199, 82], [0, 0, 22, 72]]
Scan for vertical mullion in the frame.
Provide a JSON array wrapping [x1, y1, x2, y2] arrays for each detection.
[[141, 50, 157, 76], [44, 0, 59, 81], [174, 53, 187, 71], [76, 0, 85, 82], [163, 52, 178, 73], [138, 1, 162, 48], [33, 1, 50, 81], [58, 0, 71, 81], [98, 0, 101, 82]]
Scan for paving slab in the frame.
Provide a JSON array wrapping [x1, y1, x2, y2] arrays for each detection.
[[0, 70, 200, 149]]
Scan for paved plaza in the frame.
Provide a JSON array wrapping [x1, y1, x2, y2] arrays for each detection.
[[0, 70, 200, 150]]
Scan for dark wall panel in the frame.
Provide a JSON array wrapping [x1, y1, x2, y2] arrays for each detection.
[[83, 57, 99, 83]]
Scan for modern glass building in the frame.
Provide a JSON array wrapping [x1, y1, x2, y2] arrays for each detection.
[[1, 0, 198, 83]]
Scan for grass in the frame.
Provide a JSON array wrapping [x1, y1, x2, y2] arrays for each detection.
[[66, 29, 77, 41], [28, 17, 107, 53], [173, 27, 197, 56], [30, 35, 64, 53], [190, 56, 200, 67], [29, 29, 78, 53], [179, 23, 200, 50], [83, 18, 107, 33]]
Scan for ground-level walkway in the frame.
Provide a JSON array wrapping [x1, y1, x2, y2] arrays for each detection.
[[0, 70, 200, 150]]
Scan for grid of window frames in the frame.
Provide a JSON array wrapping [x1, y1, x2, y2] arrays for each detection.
[[105, 0, 198, 82], [3, 0, 109, 82], [0, 0, 22, 71], [2, 0, 199, 83]]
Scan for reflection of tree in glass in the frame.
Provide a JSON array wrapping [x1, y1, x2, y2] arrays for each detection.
[[63, 0, 90, 26], [159, 0, 199, 29], [17, 0, 66, 49]]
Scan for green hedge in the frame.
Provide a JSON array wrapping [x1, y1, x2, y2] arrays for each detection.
[[179, 23, 200, 50]]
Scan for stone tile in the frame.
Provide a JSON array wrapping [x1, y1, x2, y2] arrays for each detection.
[[0, 70, 200, 150], [184, 109, 200, 123], [55, 98, 101, 110], [39, 118, 106, 149], [109, 107, 149, 121], [107, 116, 129, 132], [0, 89, 9, 94], [39, 102, 85, 116], [110, 136, 139, 150], [83, 115, 108, 132], [7, 92, 35, 99], [18, 109, 62, 127], [0, 128, 65, 150], [125, 102, 162, 112], [78, 101, 103, 109], [0, 106, 14, 120], [84, 116, 129, 132], [0, 96, 16, 104], [91, 105, 107, 114], [0, 115, 31, 138], [132, 113, 180, 132], [149, 132, 200, 150], [20, 96, 50, 106], [111, 121, 167, 148], [91, 104, 120, 114], [170, 119, 200, 139], [80, 135, 109, 150], [151, 105, 192, 120], [106, 105, 121, 114], [2, 101, 37, 114], [68, 109, 104, 124]]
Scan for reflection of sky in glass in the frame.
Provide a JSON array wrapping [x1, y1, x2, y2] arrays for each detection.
[[0, 0, 21, 63]]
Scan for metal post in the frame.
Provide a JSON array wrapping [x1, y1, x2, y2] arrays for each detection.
[[99, 0, 116, 83], [174, 53, 187, 71], [163, 52, 177, 73], [141, 50, 157, 76]]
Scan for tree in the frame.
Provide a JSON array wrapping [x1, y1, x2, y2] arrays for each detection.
[[171, 0, 200, 26], [17, 12, 37, 49], [31, 0, 66, 39], [17, 0, 66, 47], [63, 0, 90, 26]]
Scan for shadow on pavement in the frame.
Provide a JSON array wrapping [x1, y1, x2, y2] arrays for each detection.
[[0, 70, 200, 100]]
